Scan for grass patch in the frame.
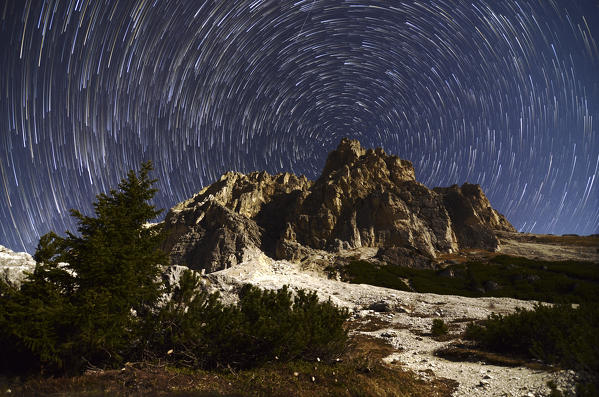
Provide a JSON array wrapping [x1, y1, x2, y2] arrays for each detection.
[[2, 335, 457, 397], [336, 256, 599, 303]]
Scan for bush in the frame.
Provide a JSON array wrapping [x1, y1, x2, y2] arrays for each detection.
[[465, 304, 599, 391], [339, 258, 599, 304], [156, 271, 349, 369], [431, 319, 448, 337]]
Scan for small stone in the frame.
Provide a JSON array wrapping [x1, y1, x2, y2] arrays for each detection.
[[293, 372, 299, 377]]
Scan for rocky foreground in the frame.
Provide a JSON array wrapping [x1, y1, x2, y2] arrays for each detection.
[[1, 240, 587, 396]]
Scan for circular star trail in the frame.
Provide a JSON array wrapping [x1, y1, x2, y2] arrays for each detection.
[[1, 0, 598, 253]]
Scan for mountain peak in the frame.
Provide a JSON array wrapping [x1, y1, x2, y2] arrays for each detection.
[[320, 138, 366, 178], [162, 138, 514, 272], [320, 138, 416, 183]]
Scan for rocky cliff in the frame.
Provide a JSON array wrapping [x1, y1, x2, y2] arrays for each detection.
[[162, 138, 515, 272]]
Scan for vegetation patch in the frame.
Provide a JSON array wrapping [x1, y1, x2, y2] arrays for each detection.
[[464, 303, 599, 394], [336, 257, 599, 303], [430, 319, 449, 338]]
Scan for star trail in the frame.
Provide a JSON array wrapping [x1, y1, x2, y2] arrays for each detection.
[[1, 0, 598, 253]]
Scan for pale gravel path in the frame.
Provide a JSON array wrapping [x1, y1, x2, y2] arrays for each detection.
[[207, 248, 578, 397]]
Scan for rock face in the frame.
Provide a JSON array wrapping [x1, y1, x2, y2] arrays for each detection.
[[162, 138, 515, 272], [433, 184, 516, 250], [0, 245, 36, 287], [162, 171, 311, 272]]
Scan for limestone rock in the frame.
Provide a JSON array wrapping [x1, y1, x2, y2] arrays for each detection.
[[283, 139, 457, 258], [162, 199, 265, 272], [162, 172, 311, 272], [433, 183, 516, 251], [161, 138, 515, 271], [0, 245, 36, 287]]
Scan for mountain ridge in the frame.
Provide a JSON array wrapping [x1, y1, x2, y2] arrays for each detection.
[[161, 138, 515, 272]]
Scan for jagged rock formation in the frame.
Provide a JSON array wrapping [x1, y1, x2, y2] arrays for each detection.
[[162, 139, 515, 272], [162, 171, 311, 272], [433, 184, 515, 250]]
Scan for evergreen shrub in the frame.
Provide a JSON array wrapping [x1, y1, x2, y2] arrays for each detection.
[[431, 319, 448, 337], [465, 303, 599, 393], [155, 271, 349, 369]]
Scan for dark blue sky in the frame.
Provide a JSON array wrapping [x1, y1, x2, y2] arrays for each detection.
[[1, 0, 598, 253]]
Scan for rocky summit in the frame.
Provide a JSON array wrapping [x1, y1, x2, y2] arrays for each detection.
[[161, 138, 515, 272]]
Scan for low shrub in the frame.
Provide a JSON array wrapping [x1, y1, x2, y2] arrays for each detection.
[[339, 258, 599, 304], [465, 303, 599, 393], [431, 319, 448, 337], [151, 270, 349, 370]]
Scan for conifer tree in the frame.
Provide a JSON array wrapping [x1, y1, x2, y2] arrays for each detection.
[[0, 161, 167, 372]]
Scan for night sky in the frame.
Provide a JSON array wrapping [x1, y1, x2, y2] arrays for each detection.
[[1, 0, 598, 254]]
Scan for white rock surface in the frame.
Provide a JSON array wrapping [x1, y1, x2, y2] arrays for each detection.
[[0, 245, 36, 287]]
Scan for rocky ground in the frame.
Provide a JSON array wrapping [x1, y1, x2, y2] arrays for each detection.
[[205, 247, 580, 397]]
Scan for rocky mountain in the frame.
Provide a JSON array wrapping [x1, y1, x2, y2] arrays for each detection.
[[161, 138, 515, 272]]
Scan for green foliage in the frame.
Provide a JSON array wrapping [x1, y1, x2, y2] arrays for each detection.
[[0, 163, 349, 375], [233, 284, 349, 366], [339, 261, 411, 291], [339, 257, 599, 303], [0, 162, 167, 373], [431, 319, 448, 337], [156, 270, 349, 369], [465, 303, 599, 391]]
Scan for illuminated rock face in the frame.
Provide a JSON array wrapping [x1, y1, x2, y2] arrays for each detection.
[[0, 245, 36, 287], [162, 138, 515, 272]]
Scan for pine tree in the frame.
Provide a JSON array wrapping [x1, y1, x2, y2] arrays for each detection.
[[0, 161, 167, 372]]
